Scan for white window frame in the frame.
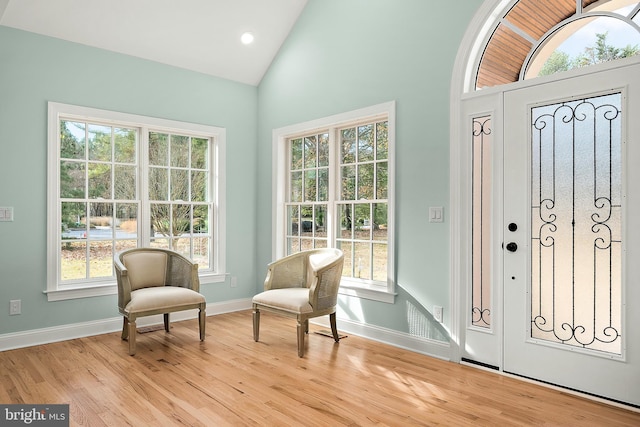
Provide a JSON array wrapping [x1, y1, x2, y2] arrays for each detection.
[[46, 102, 226, 301], [272, 101, 396, 303]]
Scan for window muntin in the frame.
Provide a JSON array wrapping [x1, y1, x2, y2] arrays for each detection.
[[48, 102, 225, 300], [474, 0, 640, 90], [285, 133, 329, 253], [277, 102, 395, 302], [528, 13, 640, 79], [59, 120, 139, 283], [148, 132, 212, 269], [337, 121, 389, 284]]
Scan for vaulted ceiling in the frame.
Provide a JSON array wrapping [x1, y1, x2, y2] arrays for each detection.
[[1, 0, 633, 90], [0, 0, 308, 86]]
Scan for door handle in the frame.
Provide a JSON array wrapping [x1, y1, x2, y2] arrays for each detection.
[[506, 242, 518, 252]]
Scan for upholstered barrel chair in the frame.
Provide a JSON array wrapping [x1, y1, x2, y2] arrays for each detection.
[[252, 248, 344, 357], [114, 247, 206, 355]]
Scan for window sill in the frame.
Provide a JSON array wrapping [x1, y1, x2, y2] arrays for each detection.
[[339, 279, 396, 304], [45, 283, 118, 302], [198, 272, 226, 285], [45, 273, 227, 301]]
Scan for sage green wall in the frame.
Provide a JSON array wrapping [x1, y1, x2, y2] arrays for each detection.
[[257, 0, 482, 337], [0, 26, 258, 334], [0, 0, 485, 342]]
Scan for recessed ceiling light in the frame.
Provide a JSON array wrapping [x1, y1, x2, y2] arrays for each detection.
[[241, 32, 254, 45]]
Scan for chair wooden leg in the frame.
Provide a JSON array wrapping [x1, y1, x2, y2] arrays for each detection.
[[330, 312, 340, 343], [297, 318, 305, 358], [121, 316, 129, 340], [128, 319, 137, 356], [252, 307, 260, 342], [163, 313, 170, 332], [199, 305, 206, 341]]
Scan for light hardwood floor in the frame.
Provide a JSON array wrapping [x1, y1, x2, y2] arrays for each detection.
[[1, 310, 639, 426]]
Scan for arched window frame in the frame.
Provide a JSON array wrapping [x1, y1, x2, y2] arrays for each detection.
[[467, 0, 640, 92]]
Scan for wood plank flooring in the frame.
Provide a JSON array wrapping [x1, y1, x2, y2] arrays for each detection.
[[1, 310, 639, 426]]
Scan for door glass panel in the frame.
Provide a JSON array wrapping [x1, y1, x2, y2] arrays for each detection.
[[530, 93, 622, 355], [472, 115, 492, 328]]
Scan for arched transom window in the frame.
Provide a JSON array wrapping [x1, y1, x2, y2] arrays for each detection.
[[476, 0, 640, 90]]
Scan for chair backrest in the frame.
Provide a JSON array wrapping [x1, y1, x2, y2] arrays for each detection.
[[307, 249, 344, 311], [265, 249, 344, 294], [264, 250, 313, 290], [121, 250, 168, 291]]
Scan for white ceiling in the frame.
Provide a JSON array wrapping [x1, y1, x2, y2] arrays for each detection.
[[0, 0, 308, 86]]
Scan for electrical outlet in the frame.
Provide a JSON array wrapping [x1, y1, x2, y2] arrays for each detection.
[[429, 207, 444, 223], [10, 299, 21, 315], [0, 207, 14, 222], [434, 305, 443, 323], [230, 276, 237, 288]]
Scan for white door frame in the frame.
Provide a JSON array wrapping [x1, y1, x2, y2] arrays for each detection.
[[451, 43, 640, 399]]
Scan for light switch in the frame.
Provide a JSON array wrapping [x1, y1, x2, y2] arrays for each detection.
[[0, 207, 14, 222], [429, 206, 444, 223]]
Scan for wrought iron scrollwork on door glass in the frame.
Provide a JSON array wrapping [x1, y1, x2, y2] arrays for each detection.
[[530, 93, 622, 355], [472, 115, 492, 328]]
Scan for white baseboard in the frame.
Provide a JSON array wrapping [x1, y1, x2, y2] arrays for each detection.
[[0, 298, 253, 352], [0, 298, 451, 361], [312, 316, 451, 361]]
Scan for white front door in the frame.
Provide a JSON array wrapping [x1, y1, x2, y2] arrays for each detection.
[[503, 61, 640, 406]]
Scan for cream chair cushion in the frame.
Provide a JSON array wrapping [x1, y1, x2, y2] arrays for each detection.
[[126, 287, 205, 314], [251, 288, 313, 314]]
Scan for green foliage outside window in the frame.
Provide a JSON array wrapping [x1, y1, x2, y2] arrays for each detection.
[[540, 32, 639, 77]]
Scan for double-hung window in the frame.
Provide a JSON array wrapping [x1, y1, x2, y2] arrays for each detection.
[[274, 102, 395, 303], [47, 102, 226, 301]]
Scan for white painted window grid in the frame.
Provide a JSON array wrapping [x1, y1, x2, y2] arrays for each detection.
[[273, 102, 396, 303], [46, 102, 226, 301]]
